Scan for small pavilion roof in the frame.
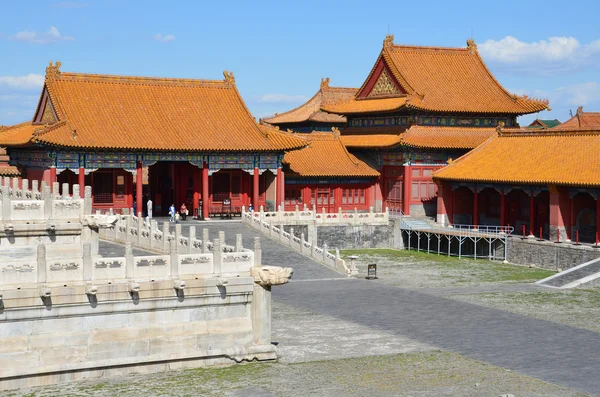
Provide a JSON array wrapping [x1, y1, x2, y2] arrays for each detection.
[[433, 128, 600, 187], [0, 62, 306, 152], [527, 119, 561, 129], [263, 78, 357, 126], [558, 107, 600, 130], [322, 36, 549, 116], [284, 131, 379, 178]]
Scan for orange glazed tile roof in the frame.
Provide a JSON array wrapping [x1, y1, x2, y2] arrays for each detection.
[[284, 131, 379, 177], [0, 148, 20, 177], [402, 126, 497, 150], [433, 128, 600, 187], [263, 78, 357, 125], [322, 36, 549, 115], [0, 122, 40, 145], [322, 97, 408, 114], [0, 62, 306, 152], [339, 126, 404, 148], [558, 107, 600, 129]]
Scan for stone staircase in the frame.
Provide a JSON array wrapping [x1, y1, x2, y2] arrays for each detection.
[[536, 257, 600, 288], [398, 215, 435, 231]]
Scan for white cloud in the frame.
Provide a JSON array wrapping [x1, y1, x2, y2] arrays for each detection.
[[11, 26, 74, 44], [555, 82, 600, 106], [479, 36, 600, 73], [0, 74, 44, 90], [153, 33, 176, 43], [257, 94, 308, 104]]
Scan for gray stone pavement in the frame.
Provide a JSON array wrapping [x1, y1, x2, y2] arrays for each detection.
[[98, 240, 154, 257], [148, 219, 600, 395]]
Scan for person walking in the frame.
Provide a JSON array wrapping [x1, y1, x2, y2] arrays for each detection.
[[169, 204, 176, 222], [147, 198, 153, 222]]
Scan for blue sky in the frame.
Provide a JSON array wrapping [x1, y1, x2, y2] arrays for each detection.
[[1, 0, 599, 127]]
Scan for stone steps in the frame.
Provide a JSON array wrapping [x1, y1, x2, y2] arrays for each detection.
[[536, 256, 600, 288]]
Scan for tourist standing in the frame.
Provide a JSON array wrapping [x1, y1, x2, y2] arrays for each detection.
[[147, 198, 153, 221], [169, 204, 176, 222]]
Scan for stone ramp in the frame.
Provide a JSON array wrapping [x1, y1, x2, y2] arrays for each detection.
[[172, 220, 345, 281], [537, 256, 600, 288]]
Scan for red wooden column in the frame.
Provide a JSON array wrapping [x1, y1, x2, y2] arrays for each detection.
[[78, 167, 85, 198], [449, 184, 454, 225], [276, 167, 284, 210], [135, 161, 143, 216], [500, 188, 506, 226], [49, 167, 57, 189], [380, 166, 386, 210], [529, 191, 535, 236], [402, 164, 411, 215], [192, 167, 200, 218], [202, 163, 209, 219], [568, 194, 574, 241], [473, 188, 479, 226], [253, 168, 259, 210]]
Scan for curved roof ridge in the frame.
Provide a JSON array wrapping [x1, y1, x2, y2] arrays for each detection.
[[55, 71, 230, 87], [263, 89, 323, 123]]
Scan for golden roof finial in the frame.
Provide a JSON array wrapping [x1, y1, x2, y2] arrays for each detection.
[[320, 77, 330, 90], [259, 118, 264, 125], [46, 61, 62, 80], [383, 34, 394, 48], [331, 127, 340, 138], [447, 157, 453, 165], [577, 106, 584, 115], [223, 70, 235, 85], [466, 39, 477, 51]]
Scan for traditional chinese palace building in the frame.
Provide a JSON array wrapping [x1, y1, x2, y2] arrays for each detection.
[[270, 35, 550, 217], [433, 126, 600, 243], [0, 62, 306, 218]]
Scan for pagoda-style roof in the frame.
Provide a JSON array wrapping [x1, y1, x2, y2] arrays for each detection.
[[323, 36, 549, 116], [401, 126, 496, 150], [0, 62, 306, 152], [558, 107, 600, 130], [338, 125, 495, 150], [284, 131, 379, 178], [433, 128, 600, 187], [263, 78, 357, 126], [527, 119, 561, 129]]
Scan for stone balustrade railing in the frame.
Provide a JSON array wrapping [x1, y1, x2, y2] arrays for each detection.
[[0, 233, 254, 287], [242, 205, 389, 225], [99, 213, 244, 255], [0, 177, 90, 222], [244, 213, 354, 276]]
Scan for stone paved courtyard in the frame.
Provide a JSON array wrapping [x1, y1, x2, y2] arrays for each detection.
[[15, 219, 600, 396]]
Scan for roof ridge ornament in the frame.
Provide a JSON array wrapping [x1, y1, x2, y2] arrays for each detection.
[[466, 39, 477, 51], [223, 70, 235, 85], [46, 61, 61, 80], [331, 127, 340, 138], [320, 77, 330, 90], [383, 34, 394, 48]]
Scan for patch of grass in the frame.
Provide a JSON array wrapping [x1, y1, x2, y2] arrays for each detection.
[[341, 248, 556, 284]]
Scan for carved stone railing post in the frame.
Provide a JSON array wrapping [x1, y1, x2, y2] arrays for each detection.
[[354, 207, 359, 225], [83, 242, 92, 281], [162, 222, 170, 252], [1, 186, 10, 221], [338, 207, 342, 222], [235, 233, 243, 252], [22, 179, 29, 199], [43, 185, 52, 220], [37, 244, 47, 284], [300, 233, 305, 255], [295, 205, 299, 220], [202, 228, 209, 253], [213, 238, 222, 275], [175, 223, 182, 252], [125, 214, 133, 243], [188, 226, 196, 254], [137, 214, 144, 245], [62, 183, 69, 199], [170, 239, 178, 278], [13, 178, 21, 199], [322, 243, 328, 263], [52, 182, 60, 200], [219, 231, 225, 246], [32, 180, 39, 199], [289, 227, 294, 246], [253, 237, 261, 267], [125, 242, 134, 279], [150, 220, 159, 250], [84, 186, 92, 215], [73, 184, 80, 200]]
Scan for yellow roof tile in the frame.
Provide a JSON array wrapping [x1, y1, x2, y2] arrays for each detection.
[[2, 62, 306, 152], [0, 122, 40, 145], [322, 97, 408, 114], [402, 126, 497, 150], [264, 78, 357, 125], [284, 132, 379, 177], [433, 128, 600, 187]]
